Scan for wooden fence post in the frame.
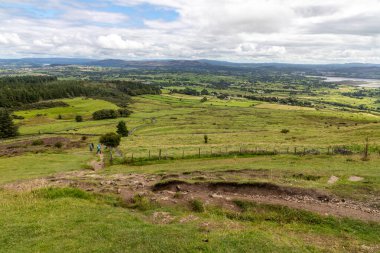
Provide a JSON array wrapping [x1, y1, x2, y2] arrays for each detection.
[[198, 148, 201, 158], [294, 147, 297, 154], [159, 149, 161, 160], [182, 150, 185, 159], [148, 150, 151, 159]]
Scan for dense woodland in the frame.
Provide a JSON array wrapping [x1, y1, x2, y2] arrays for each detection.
[[0, 76, 161, 108]]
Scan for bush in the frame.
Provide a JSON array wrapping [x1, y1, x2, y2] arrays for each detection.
[[54, 142, 63, 148], [333, 146, 353, 155], [75, 115, 83, 122], [81, 136, 87, 141], [31, 139, 44, 146], [93, 109, 132, 120], [34, 187, 92, 200], [281, 129, 290, 134], [99, 133, 121, 148], [11, 114, 24, 120], [204, 134, 208, 144], [190, 199, 205, 212], [93, 109, 118, 120], [128, 194, 155, 211], [200, 97, 208, 103], [116, 121, 128, 137], [117, 108, 132, 117]]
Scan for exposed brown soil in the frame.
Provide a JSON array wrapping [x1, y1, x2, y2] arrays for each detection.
[[2, 170, 379, 223], [0, 137, 83, 156]]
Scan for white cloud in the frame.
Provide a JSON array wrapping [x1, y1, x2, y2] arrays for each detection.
[[0, 33, 23, 45], [63, 10, 129, 24], [97, 34, 145, 50], [1, 0, 380, 63]]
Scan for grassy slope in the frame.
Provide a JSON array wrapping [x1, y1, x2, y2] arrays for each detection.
[[0, 150, 91, 184], [0, 189, 378, 253], [1, 94, 379, 252], [107, 154, 380, 201]]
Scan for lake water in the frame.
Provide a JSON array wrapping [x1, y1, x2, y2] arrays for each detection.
[[316, 76, 380, 88]]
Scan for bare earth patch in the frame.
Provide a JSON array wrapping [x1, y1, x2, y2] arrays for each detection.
[[2, 170, 379, 222], [327, 175, 339, 184], [349, 176, 364, 182]]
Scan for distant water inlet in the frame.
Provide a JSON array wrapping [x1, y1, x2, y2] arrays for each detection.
[[316, 76, 380, 88]]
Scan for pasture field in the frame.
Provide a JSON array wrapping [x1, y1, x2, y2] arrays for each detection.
[[1, 89, 379, 252]]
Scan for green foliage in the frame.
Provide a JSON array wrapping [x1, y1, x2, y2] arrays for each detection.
[[93, 109, 132, 120], [31, 139, 44, 146], [99, 132, 121, 148], [33, 187, 92, 200], [127, 194, 156, 211], [0, 109, 19, 139], [281, 129, 290, 134], [54, 142, 63, 148], [201, 88, 209, 95], [116, 121, 128, 137], [200, 96, 208, 103], [204, 134, 208, 144], [75, 115, 83, 122], [16, 101, 69, 110], [190, 199, 205, 212]]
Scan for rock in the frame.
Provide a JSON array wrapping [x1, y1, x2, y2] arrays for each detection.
[[348, 176, 363, 182], [328, 176, 339, 184], [210, 193, 223, 199]]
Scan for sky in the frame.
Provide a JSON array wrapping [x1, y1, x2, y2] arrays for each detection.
[[1, 0, 380, 63]]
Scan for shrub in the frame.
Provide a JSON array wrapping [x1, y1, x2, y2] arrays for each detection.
[[116, 121, 128, 137], [54, 142, 63, 148], [93, 109, 132, 120], [57, 114, 63, 120], [92, 109, 118, 120], [99, 132, 121, 163], [34, 187, 92, 200], [128, 194, 155, 211], [75, 115, 83, 122], [281, 129, 290, 134], [333, 146, 353, 155], [117, 108, 132, 117], [200, 97, 208, 103], [190, 199, 205, 212], [31, 139, 44, 146], [81, 136, 87, 141], [204, 134, 208, 144], [11, 114, 25, 120]]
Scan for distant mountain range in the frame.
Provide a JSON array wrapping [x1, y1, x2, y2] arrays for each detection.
[[1, 58, 380, 79], [1, 57, 380, 68]]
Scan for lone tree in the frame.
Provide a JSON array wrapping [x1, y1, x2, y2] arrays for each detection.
[[204, 134, 208, 144], [99, 132, 121, 163], [0, 109, 19, 139], [116, 121, 128, 137], [75, 115, 83, 122]]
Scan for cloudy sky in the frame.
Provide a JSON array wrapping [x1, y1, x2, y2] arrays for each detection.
[[1, 0, 380, 63]]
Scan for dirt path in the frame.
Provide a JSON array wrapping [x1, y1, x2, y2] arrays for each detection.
[[129, 117, 156, 136], [89, 154, 104, 171], [3, 170, 379, 223]]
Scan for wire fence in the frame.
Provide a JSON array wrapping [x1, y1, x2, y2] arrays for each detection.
[[115, 144, 380, 164]]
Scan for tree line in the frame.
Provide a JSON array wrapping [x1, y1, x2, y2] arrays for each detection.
[[0, 76, 161, 108]]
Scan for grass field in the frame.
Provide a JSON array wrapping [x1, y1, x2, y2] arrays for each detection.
[[0, 188, 379, 253], [1, 90, 379, 252], [0, 150, 91, 184]]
